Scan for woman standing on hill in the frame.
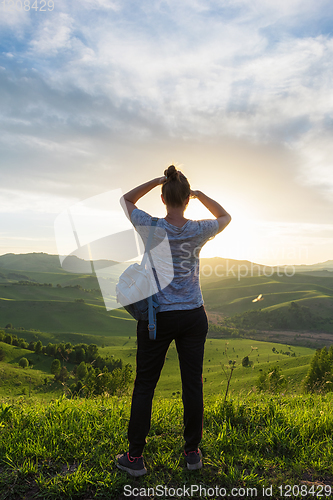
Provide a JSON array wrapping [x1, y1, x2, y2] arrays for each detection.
[[116, 165, 231, 476]]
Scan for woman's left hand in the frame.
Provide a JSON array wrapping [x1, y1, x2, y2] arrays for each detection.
[[157, 176, 167, 185]]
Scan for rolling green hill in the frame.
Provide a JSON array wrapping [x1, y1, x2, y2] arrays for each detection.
[[0, 252, 65, 273], [202, 272, 333, 315], [0, 253, 332, 343], [0, 296, 134, 336]]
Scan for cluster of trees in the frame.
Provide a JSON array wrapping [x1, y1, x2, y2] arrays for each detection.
[[70, 362, 132, 396], [0, 330, 29, 348], [42, 341, 125, 375], [57, 284, 99, 293], [17, 281, 52, 287], [272, 346, 296, 357], [0, 329, 132, 396], [49, 358, 132, 396], [0, 330, 124, 373]]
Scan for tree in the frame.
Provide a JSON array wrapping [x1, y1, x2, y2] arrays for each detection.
[[35, 340, 43, 355], [51, 359, 61, 376], [28, 341, 36, 351], [56, 366, 68, 383], [68, 349, 77, 364], [75, 347, 86, 364], [19, 357, 29, 369], [5, 323, 12, 329], [256, 366, 288, 393], [87, 344, 98, 362], [56, 343, 67, 361], [77, 361, 88, 381], [303, 346, 333, 393], [46, 343, 57, 357], [242, 355, 250, 367], [4, 334, 12, 345]]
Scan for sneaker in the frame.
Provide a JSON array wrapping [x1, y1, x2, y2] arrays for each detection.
[[184, 449, 203, 470], [116, 452, 147, 477]]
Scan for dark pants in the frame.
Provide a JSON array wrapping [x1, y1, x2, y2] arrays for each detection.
[[128, 305, 208, 457]]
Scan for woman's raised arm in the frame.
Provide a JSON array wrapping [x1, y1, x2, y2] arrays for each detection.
[[191, 190, 231, 233], [120, 177, 166, 219]]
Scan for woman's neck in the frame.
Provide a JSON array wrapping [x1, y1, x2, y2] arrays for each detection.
[[164, 206, 188, 226], [166, 207, 185, 219]]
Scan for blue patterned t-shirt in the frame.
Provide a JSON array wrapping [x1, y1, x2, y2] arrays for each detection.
[[130, 208, 219, 312]]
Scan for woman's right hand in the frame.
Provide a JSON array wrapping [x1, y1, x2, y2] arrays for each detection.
[[190, 190, 201, 198]]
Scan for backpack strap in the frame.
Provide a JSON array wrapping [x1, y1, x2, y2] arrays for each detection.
[[148, 295, 156, 340], [142, 217, 159, 340], [141, 217, 158, 268]]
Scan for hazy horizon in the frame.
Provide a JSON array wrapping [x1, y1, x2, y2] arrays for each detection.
[[0, 250, 332, 269]]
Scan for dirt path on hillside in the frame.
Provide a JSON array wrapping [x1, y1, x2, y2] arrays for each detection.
[[206, 311, 333, 348], [260, 329, 333, 347]]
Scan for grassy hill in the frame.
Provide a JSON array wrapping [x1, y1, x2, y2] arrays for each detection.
[[202, 272, 333, 334], [202, 272, 333, 315], [0, 342, 68, 400], [0, 252, 66, 273]]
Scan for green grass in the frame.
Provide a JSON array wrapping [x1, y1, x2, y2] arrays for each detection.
[[1, 394, 333, 499]]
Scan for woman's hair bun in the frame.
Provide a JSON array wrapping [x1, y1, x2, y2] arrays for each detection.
[[162, 164, 190, 207], [164, 165, 177, 180]]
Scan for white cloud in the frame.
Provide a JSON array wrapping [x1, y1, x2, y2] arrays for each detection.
[[28, 13, 74, 54], [32, 13, 330, 146], [294, 128, 333, 198], [71, 0, 120, 11], [0, 7, 30, 29]]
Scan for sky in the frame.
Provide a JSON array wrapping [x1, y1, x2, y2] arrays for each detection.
[[1, 0, 333, 266]]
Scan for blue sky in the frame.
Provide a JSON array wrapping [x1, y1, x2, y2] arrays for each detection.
[[1, 0, 333, 265]]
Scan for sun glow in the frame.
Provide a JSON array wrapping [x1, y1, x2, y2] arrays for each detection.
[[185, 201, 257, 261], [200, 214, 256, 260]]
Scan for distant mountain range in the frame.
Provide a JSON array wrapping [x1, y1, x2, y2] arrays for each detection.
[[0, 252, 332, 275]]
